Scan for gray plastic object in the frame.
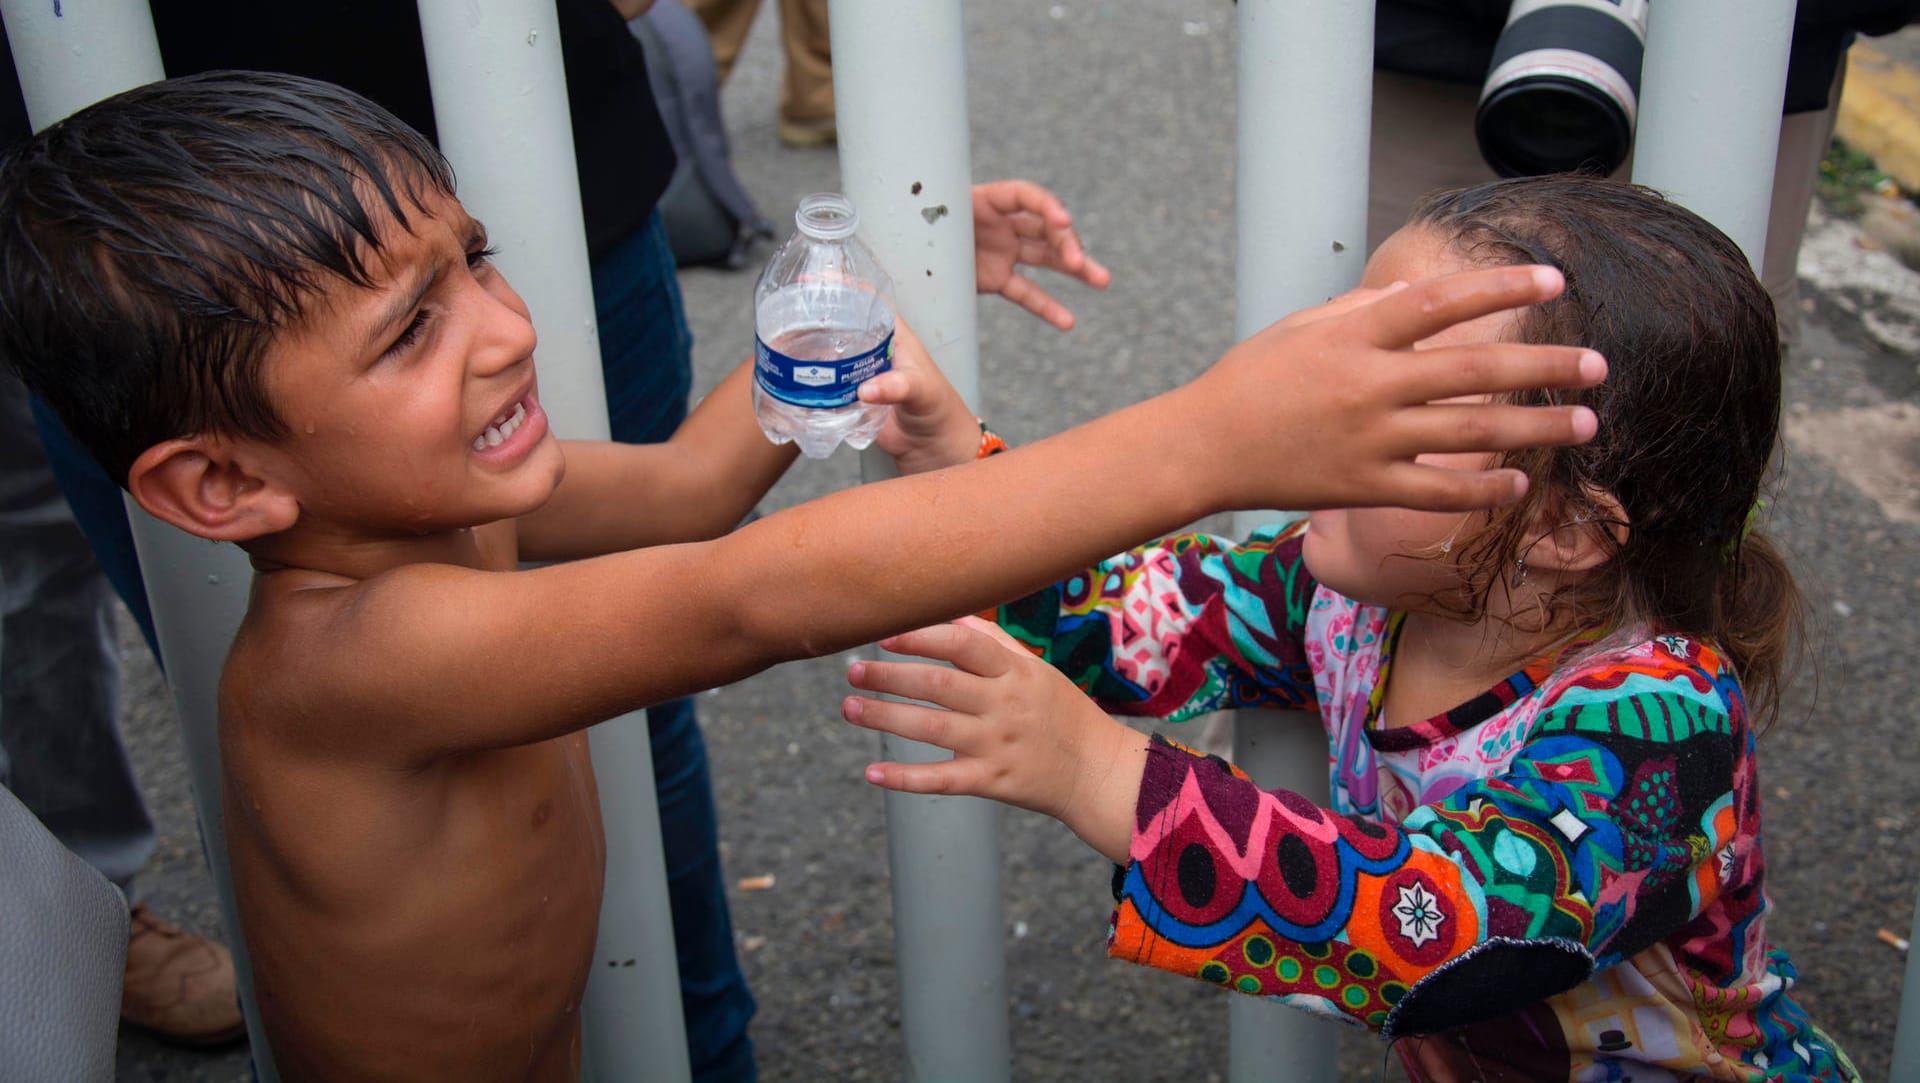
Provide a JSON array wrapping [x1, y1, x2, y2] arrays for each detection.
[[0, 783, 128, 1082], [630, 0, 774, 268]]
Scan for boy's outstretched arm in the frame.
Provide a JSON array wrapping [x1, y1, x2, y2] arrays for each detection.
[[323, 265, 1603, 758], [516, 358, 795, 560], [518, 317, 977, 559], [520, 180, 1100, 556]]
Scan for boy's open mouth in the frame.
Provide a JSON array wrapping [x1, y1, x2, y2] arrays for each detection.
[[473, 399, 530, 452]]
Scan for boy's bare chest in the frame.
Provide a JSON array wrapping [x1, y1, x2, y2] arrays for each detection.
[[228, 733, 608, 1077]]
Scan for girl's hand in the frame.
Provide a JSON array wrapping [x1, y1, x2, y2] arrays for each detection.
[[860, 319, 979, 474], [843, 617, 1146, 864], [972, 180, 1112, 331]]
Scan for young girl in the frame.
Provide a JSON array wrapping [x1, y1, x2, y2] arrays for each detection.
[[841, 175, 1855, 1082]]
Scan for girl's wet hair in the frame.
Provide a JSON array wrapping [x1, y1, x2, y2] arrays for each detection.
[[0, 70, 456, 484], [1409, 175, 1802, 727]]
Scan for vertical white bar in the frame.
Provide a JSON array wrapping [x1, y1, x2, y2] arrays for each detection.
[[1235, 0, 1373, 334], [0, 3, 283, 1079], [415, 0, 608, 437], [1894, 884, 1920, 1083], [1, 0, 161, 125], [1630, 0, 1795, 269], [1227, 1, 1368, 1080], [831, 2, 1008, 1080], [833, 2, 980, 403], [414, 3, 690, 1081]]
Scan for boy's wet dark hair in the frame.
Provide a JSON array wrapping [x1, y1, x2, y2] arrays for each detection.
[[0, 70, 454, 485], [1409, 175, 1803, 726]]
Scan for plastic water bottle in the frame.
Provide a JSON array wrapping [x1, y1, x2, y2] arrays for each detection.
[[752, 193, 896, 458]]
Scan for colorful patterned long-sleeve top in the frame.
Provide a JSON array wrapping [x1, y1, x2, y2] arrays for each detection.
[[993, 521, 1855, 1082]]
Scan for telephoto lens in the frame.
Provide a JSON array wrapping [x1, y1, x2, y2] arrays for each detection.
[[1475, 0, 1650, 177]]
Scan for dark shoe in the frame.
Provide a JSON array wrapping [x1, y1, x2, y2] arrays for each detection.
[[121, 903, 246, 1047]]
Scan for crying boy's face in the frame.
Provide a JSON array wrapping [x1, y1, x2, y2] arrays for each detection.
[[234, 186, 567, 538]]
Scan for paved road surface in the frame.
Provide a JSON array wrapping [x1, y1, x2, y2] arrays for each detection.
[[114, 7, 1919, 1080]]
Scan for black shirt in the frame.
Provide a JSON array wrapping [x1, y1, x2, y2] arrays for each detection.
[[148, 0, 675, 259]]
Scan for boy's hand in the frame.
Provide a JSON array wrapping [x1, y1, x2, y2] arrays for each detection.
[[843, 617, 1144, 865], [860, 320, 979, 474], [1271, 280, 1412, 330], [972, 180, 1112, 331], [1190, 264, 1606, 513]]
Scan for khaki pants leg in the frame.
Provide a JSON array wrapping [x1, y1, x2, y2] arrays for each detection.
[[777, 0, 834, 129], [686, 0, 762, 83]]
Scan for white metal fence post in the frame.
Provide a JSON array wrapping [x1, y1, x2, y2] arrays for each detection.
[[0, 2, 283, 1078], [1631, 1, 1795, 268], [1893, 883, 1920, 1083], [1226, 1, 1372, 1080], [830, 1, 1010, 1080], [414, 3, 690, 1079]]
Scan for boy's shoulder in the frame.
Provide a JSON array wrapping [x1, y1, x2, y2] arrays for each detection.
[[222, 519, 525, 750]]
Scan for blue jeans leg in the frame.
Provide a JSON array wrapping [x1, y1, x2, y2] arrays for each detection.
[[595, 210, 694, 447], [594, 211, 755, 1083], [646, 698, 756, 1081]]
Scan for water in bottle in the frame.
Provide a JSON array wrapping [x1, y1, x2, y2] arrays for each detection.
[[752, 193, 896, 458]]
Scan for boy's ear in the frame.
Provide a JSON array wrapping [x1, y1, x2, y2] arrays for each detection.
[[126, 436, 300, 542], [1527, 487, 1629, 576]]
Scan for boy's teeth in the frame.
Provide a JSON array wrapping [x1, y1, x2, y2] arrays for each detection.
[[474, 402, 528, 452]]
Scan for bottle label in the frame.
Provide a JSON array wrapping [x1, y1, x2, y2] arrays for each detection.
[[754, 330, 894, 409]]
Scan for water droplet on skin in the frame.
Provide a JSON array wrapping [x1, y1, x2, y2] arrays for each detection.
[[304, 425, 316, 435]]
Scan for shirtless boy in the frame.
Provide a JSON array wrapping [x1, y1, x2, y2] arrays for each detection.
[[0, 72, 1602, 1080]]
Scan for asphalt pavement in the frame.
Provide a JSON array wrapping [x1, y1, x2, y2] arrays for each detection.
[[115, 6, 1920, 1081]]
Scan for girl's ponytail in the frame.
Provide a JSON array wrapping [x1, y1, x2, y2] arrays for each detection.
[[1715, 531, 1805, 732]]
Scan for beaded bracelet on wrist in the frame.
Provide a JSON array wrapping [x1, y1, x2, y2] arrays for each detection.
[[975, 418, 1008, 460]]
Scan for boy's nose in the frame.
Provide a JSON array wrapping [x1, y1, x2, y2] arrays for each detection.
[[472, 284, 539, 374]]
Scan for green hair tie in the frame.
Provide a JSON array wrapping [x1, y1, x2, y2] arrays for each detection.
[[1729, 498, 1768, 555]]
